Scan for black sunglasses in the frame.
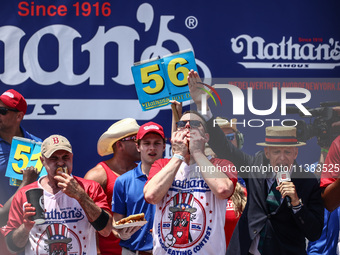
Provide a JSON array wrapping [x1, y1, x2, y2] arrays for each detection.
[[0, 107, 19, 115], [120, 135, 136, 142], [176, 120, 203, 129]]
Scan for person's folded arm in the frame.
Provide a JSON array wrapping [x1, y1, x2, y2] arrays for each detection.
[[144, 157, 182, 204]]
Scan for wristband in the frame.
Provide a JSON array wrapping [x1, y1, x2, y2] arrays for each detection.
[[173, 154, 185, 161], [292, 198, 303, 210], [321, 148, 329, 153], [5, 231, 25, 253], [90, 209, 109, 231]]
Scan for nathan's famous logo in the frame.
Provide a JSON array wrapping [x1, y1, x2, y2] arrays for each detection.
[[231, 35, 340, 69], [45, 207, 85, 224], [199, 83, 313, 127]]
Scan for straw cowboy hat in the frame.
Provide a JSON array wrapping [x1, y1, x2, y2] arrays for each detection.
[[97, 118, 140, 156], [256, 126, 306, 147]]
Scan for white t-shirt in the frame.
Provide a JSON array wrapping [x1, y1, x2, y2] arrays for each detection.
[[148, 158, 237, 255], [6, 176, 110, 255]]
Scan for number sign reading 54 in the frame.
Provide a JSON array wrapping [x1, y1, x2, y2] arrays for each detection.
[[5, 137, 47, 183], [132, 50, 197, 111]]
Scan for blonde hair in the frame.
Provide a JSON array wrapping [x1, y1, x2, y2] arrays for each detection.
[[231, 182, 247, 217], [204, 145, 247, 217]]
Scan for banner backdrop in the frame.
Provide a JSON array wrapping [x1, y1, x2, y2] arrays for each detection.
[[1, 0, 339, 177]]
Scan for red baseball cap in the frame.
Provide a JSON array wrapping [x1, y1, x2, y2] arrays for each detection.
[[137, 122, 165, 140], [0, 89, 27, 114]]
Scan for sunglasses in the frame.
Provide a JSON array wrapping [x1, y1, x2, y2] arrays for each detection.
[[173, 218, 189, 227], [0, 107, 19, 115], [176, 120, 203, 129], [226, 133, 236, 141], [120, 135, 136, 142]]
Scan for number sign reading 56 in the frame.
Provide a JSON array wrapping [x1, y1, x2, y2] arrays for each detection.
[[5, 137, 47, 183], [132, 50, 197, 111]]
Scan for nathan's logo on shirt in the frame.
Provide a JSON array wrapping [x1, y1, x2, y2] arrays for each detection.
[[231, 35, 340, 69], [45, 208, 85, 223], [36, 223, 84, 255], [172, 179, 210, 191], [44, 224, 72, 255], [167, 193, 197, 246], [157, 192, 214, 253]]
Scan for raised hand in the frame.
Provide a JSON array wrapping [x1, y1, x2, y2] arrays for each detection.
[[23, 202, 36, 230], [187, 69, 210, 108]]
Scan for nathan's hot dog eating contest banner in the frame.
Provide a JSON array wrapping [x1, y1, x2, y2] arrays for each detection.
[[0, 0, 339, 181]]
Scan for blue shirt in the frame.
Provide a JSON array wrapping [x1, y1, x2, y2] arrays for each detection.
[[112, 162, 155, 251], [306, 162, 339, 255], [0, 127, 41, 205], [307, 208, 339, 255]]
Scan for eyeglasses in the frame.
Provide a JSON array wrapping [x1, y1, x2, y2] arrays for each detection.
[[176, 120, 203, 129], [225, 133, 236, 141], [120, 135, 136, 142], [0, 107, 19, 115]]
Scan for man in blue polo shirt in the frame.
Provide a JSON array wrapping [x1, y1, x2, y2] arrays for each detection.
[[0, 89, 41, 207], [0, 89, 41, 255], [112, 121, 166, 255]]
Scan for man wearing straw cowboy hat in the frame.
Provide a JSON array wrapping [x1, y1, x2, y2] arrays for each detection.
[[187, 69, 323, 255], [84, 118, 141, 255]]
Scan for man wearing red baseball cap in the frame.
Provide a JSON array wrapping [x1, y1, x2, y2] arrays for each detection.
[[0, 89, 42, 254], [112, 122, 166, 255], [0, 89, 28, 115]]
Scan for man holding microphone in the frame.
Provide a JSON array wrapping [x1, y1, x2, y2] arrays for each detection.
[[187, 69, 324, 255]]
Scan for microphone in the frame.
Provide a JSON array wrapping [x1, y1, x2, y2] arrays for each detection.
[[276, 171, 292, 208]]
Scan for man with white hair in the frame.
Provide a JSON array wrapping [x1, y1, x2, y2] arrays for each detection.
[[187, 69, 323, 255]]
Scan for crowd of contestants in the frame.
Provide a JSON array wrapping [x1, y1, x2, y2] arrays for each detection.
[[0, 71, 340, 255]]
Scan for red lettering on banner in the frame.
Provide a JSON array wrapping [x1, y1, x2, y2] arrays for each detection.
[[18, 2, 68, 17], [298, 37, 312, 42]]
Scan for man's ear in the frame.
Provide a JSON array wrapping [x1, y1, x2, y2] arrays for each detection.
[[40, 156, 45, 165], [293, 147, 298, 159], [136, 142, 141, 153], [264, 147, 270, 159], [204, 133, 209, 143], [17, 111, 24, 122], [115, 141, 125, 152]]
